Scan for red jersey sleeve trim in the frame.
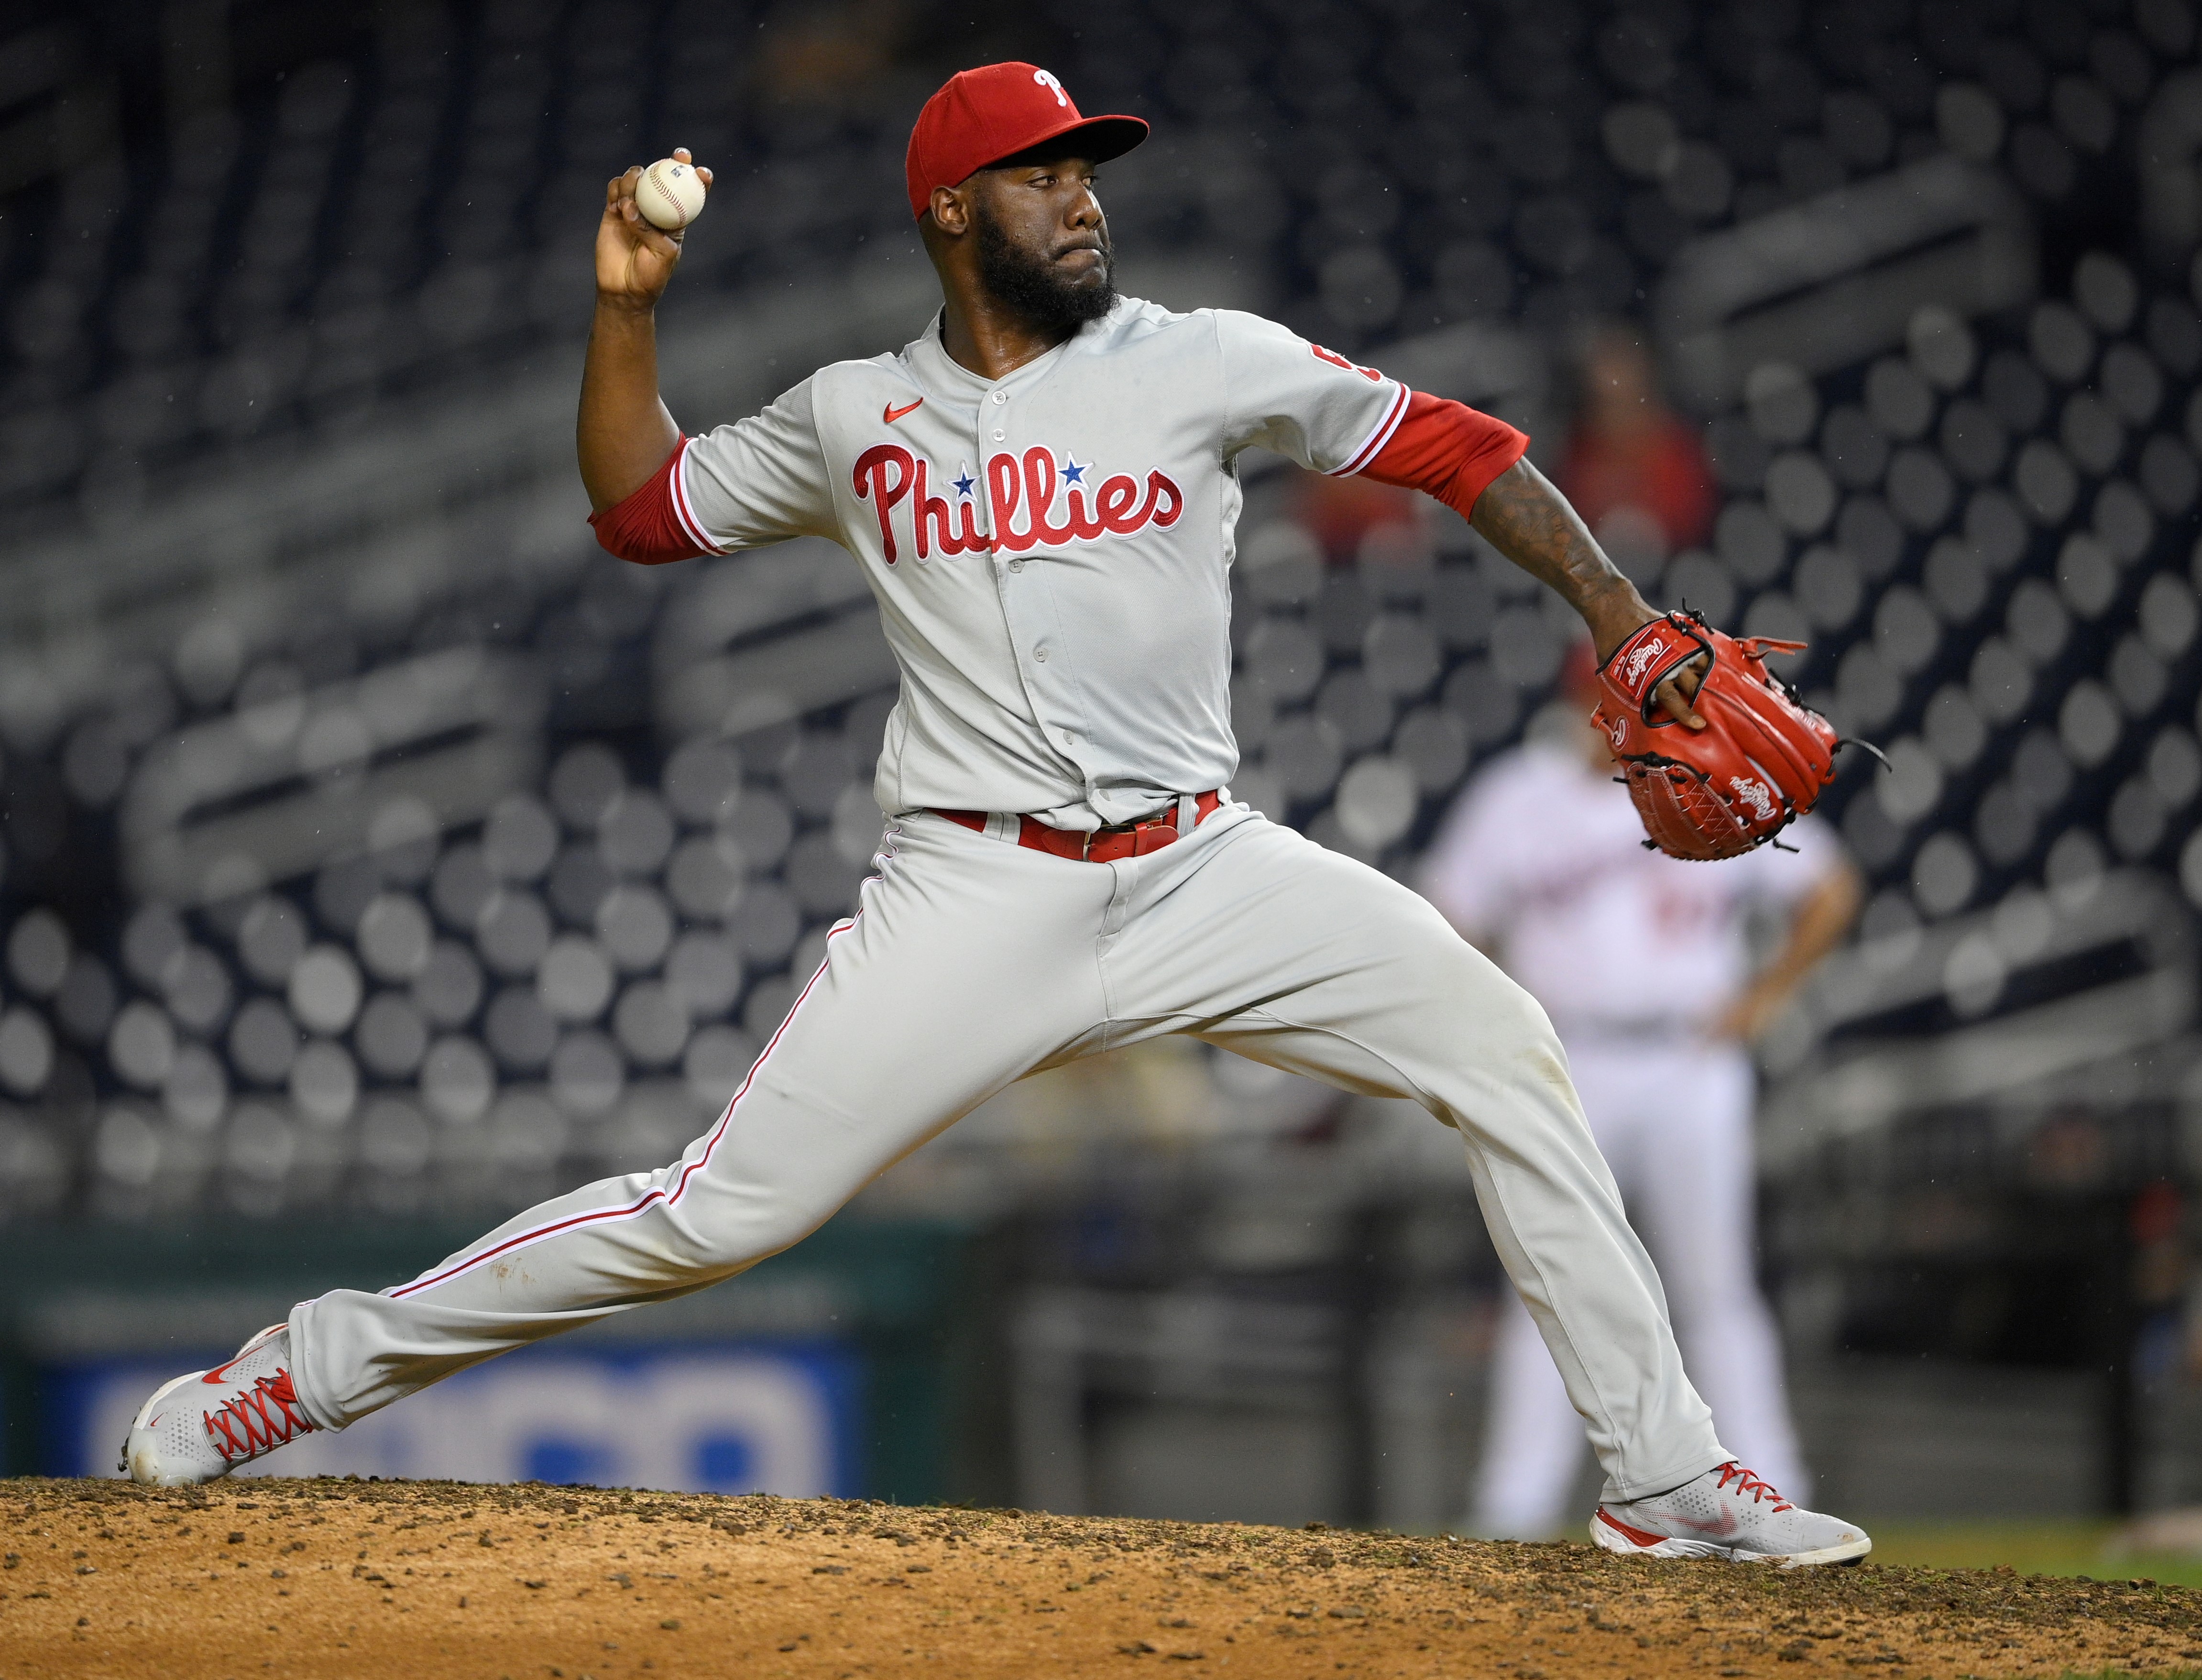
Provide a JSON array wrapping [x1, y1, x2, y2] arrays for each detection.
[[666, 437, 717, 553], [588, 438, 717, 565], [1356, 390, 1531, 521]]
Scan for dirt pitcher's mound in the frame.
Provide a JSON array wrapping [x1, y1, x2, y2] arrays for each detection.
[[2, 1479, 2198, 1679]]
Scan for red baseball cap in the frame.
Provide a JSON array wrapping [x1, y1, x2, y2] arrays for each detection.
[[905, 62, 1147, 221]]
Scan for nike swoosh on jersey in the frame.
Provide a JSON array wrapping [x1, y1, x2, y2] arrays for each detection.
[[883, 398, 924, 423]]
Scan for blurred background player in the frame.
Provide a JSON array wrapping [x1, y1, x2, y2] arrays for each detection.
[[1558, 324, 1718, 563], [1421, 640, 1863, 1538]]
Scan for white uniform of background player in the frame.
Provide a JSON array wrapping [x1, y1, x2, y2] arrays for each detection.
[[1422, 693, 1858, 1537]]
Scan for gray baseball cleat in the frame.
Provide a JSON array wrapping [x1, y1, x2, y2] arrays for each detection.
[[1590, 1462, 1871, 1568], [121, 1322, 318, 1487]]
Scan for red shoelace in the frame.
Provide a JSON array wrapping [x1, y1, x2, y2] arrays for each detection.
[[205, 1370, 318, 1465], [1714, 1461, 1792, 1511]]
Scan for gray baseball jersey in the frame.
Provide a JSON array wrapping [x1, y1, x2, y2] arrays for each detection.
[[670, 296, 1409, 828]]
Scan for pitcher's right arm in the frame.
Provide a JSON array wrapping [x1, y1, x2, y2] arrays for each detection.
[[578, 149, 709, 511]]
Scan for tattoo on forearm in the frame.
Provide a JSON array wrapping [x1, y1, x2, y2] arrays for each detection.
[[1468, 461, 1635, 622]]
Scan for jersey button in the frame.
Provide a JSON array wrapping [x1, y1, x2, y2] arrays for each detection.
[[1034, 646, 1049, 662], [991, 428, 1005, 441], [1007, 558, 1024, 572], [991, 391, 1008, 405]]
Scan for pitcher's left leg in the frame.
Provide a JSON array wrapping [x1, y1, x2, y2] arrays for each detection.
[[1108, 815, 1724, 1501]]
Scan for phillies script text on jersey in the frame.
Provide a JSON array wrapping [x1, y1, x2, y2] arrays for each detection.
[[853, 443, 1183, 562]]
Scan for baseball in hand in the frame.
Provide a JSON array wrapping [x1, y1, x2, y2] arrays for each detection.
[[636, 158, 706, 230]]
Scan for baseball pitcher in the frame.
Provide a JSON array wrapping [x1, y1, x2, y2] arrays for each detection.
[[125, 63, 1870, 1567]]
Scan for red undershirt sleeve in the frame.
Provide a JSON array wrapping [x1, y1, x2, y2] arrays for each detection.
[[1357, 390, 1531, 523], [588, 439, 713, 566]]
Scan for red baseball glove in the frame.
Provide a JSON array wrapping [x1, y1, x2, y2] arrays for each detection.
[[1591, 610, 1840, 861]]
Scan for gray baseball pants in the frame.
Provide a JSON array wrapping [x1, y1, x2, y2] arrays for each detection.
[[288, 806, 1726, 1503]]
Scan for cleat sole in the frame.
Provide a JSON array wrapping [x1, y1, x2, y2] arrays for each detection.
[[1592, 1511, 1872, 1570]]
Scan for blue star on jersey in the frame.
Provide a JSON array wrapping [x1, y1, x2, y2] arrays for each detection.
[[953, 465, 975, 499], [1062, 456, 1088, 485]]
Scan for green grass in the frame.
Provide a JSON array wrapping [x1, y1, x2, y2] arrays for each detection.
[[1864, 1519, 2202, 1589]]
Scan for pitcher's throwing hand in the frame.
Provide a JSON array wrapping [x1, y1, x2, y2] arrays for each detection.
[[597, 146, 712, 308]]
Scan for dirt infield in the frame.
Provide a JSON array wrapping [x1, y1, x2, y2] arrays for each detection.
[[2, 1479, 2198, 1678]]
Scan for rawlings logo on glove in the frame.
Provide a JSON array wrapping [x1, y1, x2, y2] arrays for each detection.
[[1591, 610, 1844, 861]]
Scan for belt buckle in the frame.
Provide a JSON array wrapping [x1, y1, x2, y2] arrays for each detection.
[[1086, 806, 1174, 862]]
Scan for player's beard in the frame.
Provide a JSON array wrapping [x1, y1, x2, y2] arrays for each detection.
[[972, 205, 1116, 338]]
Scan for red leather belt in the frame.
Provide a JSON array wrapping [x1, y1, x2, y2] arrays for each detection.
[[934, 791, 1223, 863]]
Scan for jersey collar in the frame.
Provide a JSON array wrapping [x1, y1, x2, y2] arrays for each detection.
[[900, 299, 1127, 399]]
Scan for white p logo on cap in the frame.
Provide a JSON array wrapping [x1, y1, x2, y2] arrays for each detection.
[[1033, 68, 1068, 106]]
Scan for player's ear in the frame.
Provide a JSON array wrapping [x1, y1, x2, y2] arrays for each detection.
[[928, 184, 971, 237]]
